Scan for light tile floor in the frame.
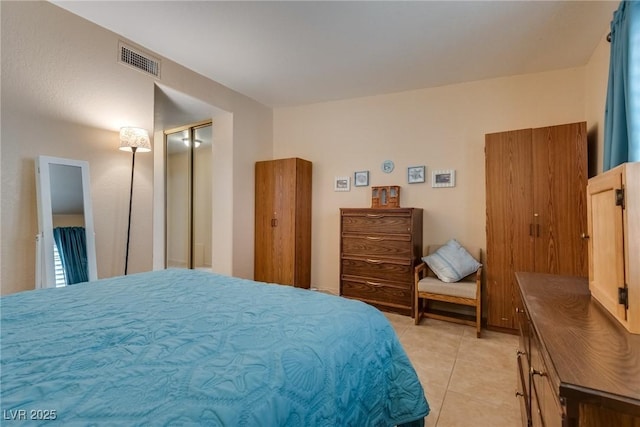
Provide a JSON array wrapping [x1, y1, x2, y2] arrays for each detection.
[[384, 313, 522, 427]]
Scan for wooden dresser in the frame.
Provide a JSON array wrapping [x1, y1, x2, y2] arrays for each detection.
[[340, 208, 423, 316], [515, 272, 640, 427]]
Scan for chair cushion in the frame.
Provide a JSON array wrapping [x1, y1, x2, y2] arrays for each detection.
[[422, 239, 481, 283], [417, 276, 477, 299]]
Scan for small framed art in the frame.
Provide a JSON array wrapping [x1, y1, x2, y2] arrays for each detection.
[[354, 171, 369, 187], [334, 176, 351, 192], [432, 169, 456, 188], [407, 166, 426, 184]]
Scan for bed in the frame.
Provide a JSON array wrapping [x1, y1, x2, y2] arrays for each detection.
[[1, 269, 429, 426]]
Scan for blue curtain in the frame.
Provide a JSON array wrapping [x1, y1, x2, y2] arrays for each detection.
[[53, 227, 89, 285], [604, 0, 640, 171]]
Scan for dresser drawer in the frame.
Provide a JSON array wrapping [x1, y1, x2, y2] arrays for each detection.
[[341, 277, 412, 308], [341, 256, 413, 284], [341, 233, 412, 258], [341, 212, 413, 235]]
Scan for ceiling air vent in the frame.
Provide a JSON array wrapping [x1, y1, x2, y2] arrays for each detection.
[[118, 42, 161, 78]]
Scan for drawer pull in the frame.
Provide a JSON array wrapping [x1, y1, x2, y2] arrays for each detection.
[[365, 259, 383, 264], [366, 214, 384, 218], [365, 236, 384, 241], [365, 280, 383, 287], [530, 367, 547, 377], [515, 391, 525, 398]]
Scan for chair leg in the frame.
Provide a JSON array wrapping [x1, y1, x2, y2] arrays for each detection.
[[476, 304, 481, 338], [414, 297, 422, 325]]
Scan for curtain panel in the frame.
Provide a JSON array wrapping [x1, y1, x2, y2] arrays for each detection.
[[604, 0, 640, 171]]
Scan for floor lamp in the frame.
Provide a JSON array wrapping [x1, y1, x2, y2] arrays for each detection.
[[119, 127, 151, 275]]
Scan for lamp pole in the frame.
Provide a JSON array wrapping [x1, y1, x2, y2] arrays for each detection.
[[124, 146, 137, 275]]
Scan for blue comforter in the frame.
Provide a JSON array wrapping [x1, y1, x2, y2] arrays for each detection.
[[1, 269, 429, 426]]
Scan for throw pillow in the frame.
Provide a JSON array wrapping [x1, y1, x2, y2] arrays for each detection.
[[422, 239, 481, 283]]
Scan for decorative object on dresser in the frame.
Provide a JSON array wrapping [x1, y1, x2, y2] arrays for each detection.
[[254, 158, 312, 288], [340, 208, 423, 316], [485, 121, 588, 332], [515, 272, 640, 427], [414, 241, 482, 337], [587, 161, 640, 334], [371, 185, 400, 208]]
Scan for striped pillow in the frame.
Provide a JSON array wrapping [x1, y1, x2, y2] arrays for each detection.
[[422, 239, 481, 283]]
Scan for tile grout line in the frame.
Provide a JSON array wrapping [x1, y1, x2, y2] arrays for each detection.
[[433, 329, 465, 427]]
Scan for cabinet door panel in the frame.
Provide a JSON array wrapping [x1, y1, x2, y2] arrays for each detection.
[[272, 159, 296, 284], [254, 161, 276, 282], [532, 122, 588, 277], [485, 129, 535, 329], [587, 169, 626, 322]]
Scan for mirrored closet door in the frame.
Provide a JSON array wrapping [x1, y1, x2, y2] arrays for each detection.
[[165, 122, 212, 270]]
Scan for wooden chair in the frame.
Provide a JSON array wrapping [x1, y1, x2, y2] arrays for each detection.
[[414, 244, 482, 337]]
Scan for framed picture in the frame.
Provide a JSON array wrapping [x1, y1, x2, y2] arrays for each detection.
[[432, 169, 456, 188], [354, 170, 369, 187], [407, 166, 426, 184], [334, 176, 351, 192]]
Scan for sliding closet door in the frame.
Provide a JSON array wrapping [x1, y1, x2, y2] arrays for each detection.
[[165, 122, 212, 270], [192, 125, 212, 269], [166, 130, 191, 268]]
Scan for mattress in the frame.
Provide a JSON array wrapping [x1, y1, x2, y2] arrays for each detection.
[[1, 269, 429, 426]]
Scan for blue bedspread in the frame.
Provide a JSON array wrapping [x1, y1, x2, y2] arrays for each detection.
[[1, 269, 428, 426]]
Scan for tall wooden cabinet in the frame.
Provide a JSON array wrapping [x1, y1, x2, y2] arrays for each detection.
[[485, 122, 588, 331], [254, 158, 312, 288], [340, 208, 423, 316]]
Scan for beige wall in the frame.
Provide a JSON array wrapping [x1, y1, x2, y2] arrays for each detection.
[[585, 33, 612, 176], [1, 1, 272, 294], [1, 1, 611, 297], [274, 66, 605, 294]]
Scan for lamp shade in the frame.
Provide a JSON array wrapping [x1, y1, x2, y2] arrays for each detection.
[[119, 127, 151, 152]]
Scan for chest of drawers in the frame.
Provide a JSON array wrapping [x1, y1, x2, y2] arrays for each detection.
[[340, 208, 423, 316], [515, 272, 640, 427]]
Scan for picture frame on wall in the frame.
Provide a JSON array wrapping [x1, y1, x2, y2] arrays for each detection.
[[354, 170, 369, 187], [407, 166, 426, 184], [334, 176, 351, 192], [432, 169, 456, 188]]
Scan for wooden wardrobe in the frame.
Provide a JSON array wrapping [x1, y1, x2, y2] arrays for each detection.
[[485, 122, 588, 331], [254, 158, 312, 288]]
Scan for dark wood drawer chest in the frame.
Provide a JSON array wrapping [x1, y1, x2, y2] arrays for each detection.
[[515, 272, 640, 427], [340, 208, 423, 316]]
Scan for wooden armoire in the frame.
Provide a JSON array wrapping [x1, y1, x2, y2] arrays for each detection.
[[254, 158, 312, 288], [485, 122, 588, 331]]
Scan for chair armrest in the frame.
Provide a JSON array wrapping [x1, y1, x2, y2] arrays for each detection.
[[474, 266, 483, 298], [475, 265, 482, 284], [414, 262, 427, 283]]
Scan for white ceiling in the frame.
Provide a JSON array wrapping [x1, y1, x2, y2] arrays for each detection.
[[52, 1, 618, 108]]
